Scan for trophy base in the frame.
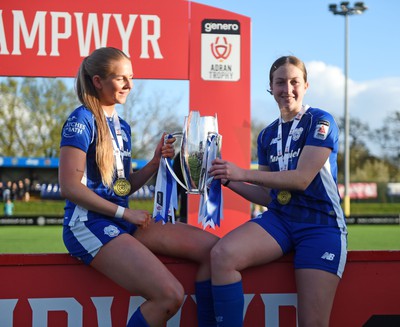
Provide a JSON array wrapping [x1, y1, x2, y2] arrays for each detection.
[[185, 189, 201, 195]]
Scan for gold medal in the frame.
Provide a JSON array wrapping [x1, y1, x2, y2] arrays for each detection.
[[277, 190, 291, 205], [113, 178, 131, 196]]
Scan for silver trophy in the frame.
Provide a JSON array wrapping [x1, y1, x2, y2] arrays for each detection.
[[166, 110, 222, 194]]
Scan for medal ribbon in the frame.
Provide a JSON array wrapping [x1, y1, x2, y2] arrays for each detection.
[[198, 134, 223, 229], [276, 106, 307, 171], [106, 112, 126, 180], [153, 135, 178, 224]]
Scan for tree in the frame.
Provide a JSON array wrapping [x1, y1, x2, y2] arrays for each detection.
[[332, 113, 400, 183], [120, 81, 184, 159], [335, 116, 375, 182], [0, 77, 185, 160], [0, 79, 22, 156], [0, 77, 77, 157], [352, 158, 390, 182], [250, 119, 265, 162], [375, 111, 400, 169]]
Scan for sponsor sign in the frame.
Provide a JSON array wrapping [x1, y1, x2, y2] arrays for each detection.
[[0, 156, 146, 169], [338, 182, 378, 199], [387, 183, 400, 196], [201, 19, 241, 81], [0, 0, 189, 78]]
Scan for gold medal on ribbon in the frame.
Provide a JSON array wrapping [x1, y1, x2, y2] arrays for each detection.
[[113, 178, 131, 196], [277, 190, 291, 205]]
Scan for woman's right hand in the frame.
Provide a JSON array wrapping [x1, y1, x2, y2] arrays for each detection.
[[209, 158, 245, 182], [123, 209, 152, 228]]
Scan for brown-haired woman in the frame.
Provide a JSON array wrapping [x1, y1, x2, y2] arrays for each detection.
[[209, 55, 347, 327]]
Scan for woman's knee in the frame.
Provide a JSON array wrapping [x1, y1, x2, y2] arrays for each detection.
[[210, 240, 236, 269], [157, 279, 185, 316]]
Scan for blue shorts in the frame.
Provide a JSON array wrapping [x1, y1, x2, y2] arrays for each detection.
[[250, 210, 347, 277], [63, 216, 137, 265]]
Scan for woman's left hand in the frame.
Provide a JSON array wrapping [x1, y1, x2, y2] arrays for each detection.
[[154, 133, 176, 161]]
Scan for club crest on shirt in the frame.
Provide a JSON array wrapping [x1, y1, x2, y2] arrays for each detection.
[[292, 127, 303, 141], [314, 120, 330, 140], [104, 225, 120, 237]]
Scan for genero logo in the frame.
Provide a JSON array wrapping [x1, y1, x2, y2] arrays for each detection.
[[201, 19, 241, 81]]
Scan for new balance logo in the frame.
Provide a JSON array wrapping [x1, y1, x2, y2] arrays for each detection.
[[215, 316, 223, 323], [321, 252, 335, 261]]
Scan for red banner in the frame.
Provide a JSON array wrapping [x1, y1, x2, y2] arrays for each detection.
[[338, 182, 378, 199], [0, 0, 189, 78]]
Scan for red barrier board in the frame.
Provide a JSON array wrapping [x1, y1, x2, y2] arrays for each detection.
[[1, 251, 400, 326]]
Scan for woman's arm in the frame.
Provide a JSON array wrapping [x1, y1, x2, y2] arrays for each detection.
[[59, 146, 151, 227], [59, 146, 122, 217], [211, 145, 331, 197], [128, 134, 175, 193], [221, 165, 272, 207]]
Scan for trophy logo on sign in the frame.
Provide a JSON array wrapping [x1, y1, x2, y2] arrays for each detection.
[[157, 111, 223, 229]]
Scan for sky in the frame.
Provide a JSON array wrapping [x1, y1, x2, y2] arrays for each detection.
[[141, 0, 400, 156]]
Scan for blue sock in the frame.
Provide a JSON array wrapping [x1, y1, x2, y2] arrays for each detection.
[[195, 280, 217, 327], [212, 281, 244, 327], [127, 307, 150, 327]]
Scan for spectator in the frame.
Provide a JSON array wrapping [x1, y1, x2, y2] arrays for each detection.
[[4, 198, 14, 216], [23, 178, 31, 202], [0, 181, 3, 201], [3, 181, 11, 202], [17, 180, 25, 200], [10, 182, 18, 201]]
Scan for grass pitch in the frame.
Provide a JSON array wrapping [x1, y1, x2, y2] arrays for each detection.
[[0, 224, 400, 254], [0, 200, 399, 253]]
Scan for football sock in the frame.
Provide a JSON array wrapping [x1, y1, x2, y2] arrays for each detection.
[[195, 279, 217, 326], [212, 281, 244, 327], [127, 307, 150, 327]]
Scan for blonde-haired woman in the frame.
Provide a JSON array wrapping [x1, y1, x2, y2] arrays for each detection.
[[60, 47, 219, 326]]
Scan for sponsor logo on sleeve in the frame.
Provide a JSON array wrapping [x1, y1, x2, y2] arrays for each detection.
[[314, 120, 330, 140]]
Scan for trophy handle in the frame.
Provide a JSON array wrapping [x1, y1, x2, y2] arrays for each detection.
[[163, 132, 188, 191]]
